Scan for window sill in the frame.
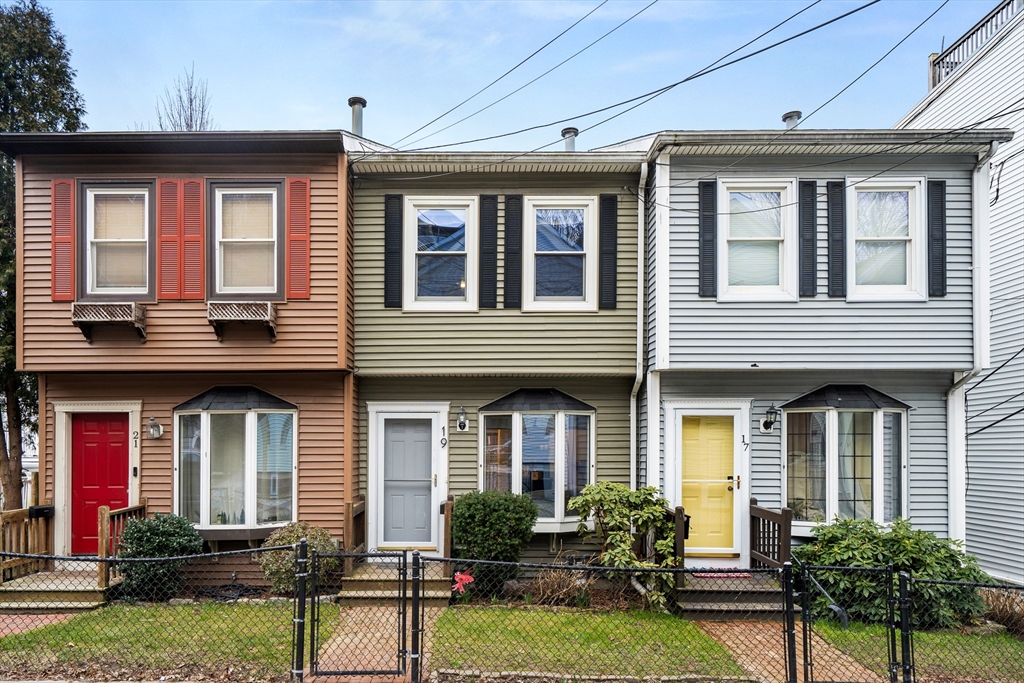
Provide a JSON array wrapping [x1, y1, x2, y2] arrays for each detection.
[[402, 300, 479, 313], [845, 289, 928, 303], [716, 290, 799, 303], [521, 301, 598, 313], [534, 519, 585, 534]]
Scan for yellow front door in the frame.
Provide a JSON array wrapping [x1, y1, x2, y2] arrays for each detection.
[[681, 416, 735, 554]]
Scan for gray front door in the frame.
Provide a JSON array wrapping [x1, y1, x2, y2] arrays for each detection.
[[382, 418, 432, 545]]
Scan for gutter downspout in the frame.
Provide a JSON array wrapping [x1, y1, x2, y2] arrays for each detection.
[[630, 162, 649, 490], [945, 140, 998, 543]]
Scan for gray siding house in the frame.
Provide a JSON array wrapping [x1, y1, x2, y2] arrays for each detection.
[[350, 150, 644, 559], [896, 0, 1024, 584], [602, 129, 1011, 568]]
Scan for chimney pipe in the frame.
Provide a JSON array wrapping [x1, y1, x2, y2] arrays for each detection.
[[561, 127, 579, 152], [348, 97, 367, 137], [782, 110, 802, 130]]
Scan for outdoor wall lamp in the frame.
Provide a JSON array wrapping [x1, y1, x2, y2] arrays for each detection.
[[146, 416, 164, 439], [456, 406, 468, 432], [759, 404, 779, 435]]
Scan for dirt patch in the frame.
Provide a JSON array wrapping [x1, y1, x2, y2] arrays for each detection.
[[0, 656, 288, 682]]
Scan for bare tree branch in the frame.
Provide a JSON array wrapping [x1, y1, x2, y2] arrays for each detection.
[[156, 63, 214, 132]]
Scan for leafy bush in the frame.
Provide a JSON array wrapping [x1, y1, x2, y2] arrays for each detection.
[[793, 517, 992, 628], [451, 490, 538, 591], [116, 513, 204, 601], [568, 482, 679, 610], [258, 521, 339, 595]]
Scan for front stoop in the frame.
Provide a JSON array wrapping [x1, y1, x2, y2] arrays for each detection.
[[0, 571, 111, 613], [675, 573, 790, 621], [336, 562, 452, 607]]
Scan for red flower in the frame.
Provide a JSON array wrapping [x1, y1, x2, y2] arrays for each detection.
[[452, 569, 475, 594]]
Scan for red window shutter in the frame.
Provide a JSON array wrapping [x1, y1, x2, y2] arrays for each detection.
[[181, 179, 205, 300], [157, 179, 182, 299], [285, 177, 311, 299], [51, 179, 76, 302]]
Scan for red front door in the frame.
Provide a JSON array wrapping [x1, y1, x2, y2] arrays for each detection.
[[71, 413, 130, 555]]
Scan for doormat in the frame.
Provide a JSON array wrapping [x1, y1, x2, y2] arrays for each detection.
[[690, 572, 754, 579]]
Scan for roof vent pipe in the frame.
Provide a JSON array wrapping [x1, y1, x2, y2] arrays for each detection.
[[782, 110, 802, 130], [561, 127, 579, 152], [348, 97, 367, 137]]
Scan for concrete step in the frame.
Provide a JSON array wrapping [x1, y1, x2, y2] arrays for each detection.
[[676, 601, 791, 622], [0, 600, 105, 613], [339, 578, 452, 592], [676, 589, 783, 606], [335, 589, 451, 607]]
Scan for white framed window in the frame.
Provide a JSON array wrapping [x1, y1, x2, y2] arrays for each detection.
[[717, 178, 798, 302], [175, 409, 297, 529], [783, 408, 906, 531], [403, 196, 478, 312], [214, 185, 280, 297], [85, 186, 151, 296], [845, 177, 927, 302], [522, 196, 598, 312], [479, 409, 595, 532]]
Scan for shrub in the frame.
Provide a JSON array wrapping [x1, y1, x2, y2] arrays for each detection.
[[793, 517, 992, 628], [982, 587, 1024, 638], [258, 521, 339, 595], [451, 490, 538, 592], [116, 513, 204, 601], [567, 482, 678, 610]]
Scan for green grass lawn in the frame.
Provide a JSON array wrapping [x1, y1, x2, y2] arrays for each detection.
[[0, 601, 338, 681], [816, 621, 1024, 683], [429, 605, 746, 677]]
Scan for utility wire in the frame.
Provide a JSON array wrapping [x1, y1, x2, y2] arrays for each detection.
[[966, 346, 1024, 395], [967, 392, 1024, 422], [967, 407, 1024, 438], [388, 0, 609, 149]]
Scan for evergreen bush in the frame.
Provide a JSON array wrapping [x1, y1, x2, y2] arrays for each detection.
[[451, 490, 538, 591], [258, 521, 339, 595], [116, 513, 204, 601]]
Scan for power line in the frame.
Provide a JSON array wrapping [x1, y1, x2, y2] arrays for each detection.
[[968, 407, 1024, 438], [967, 392, 1024, 422]]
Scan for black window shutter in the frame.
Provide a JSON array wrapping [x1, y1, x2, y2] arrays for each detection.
[[698, 180, 717, 297], [479, 195, 498, 308], [827, 181, 845, 298], [799, 180, 817, 297], [928, 180, 947, 297], [384, 194, 403, 308], [599, 194, 618, 309], [503, 194, 523, 308]]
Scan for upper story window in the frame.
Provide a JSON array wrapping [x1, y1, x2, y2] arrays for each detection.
[[478, 389, 595, 532], [782, 385, 909, 529], [78, 182, 156, 301], [717, 178, 798, 302], [403, 196, 478, 312], [846, 178, 927, 302], [522, 196, 598, 312], [209, 181, 285, 300]]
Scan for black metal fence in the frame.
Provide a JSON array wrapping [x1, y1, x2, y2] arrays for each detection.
[[1, 546, 1022, 682]]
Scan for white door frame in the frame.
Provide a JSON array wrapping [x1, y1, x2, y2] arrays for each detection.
[[663, 399, 751, 566], [52, 401, 143, 556], [366, 401, 449, 556]]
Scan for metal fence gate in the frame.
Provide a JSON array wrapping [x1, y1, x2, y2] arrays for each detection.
[[307, 550, 408, 677]]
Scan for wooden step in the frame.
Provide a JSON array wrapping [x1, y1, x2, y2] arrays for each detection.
[[335, 589, 451, 607], [0, 600, 105, 613], [0, 589, 108, 604]]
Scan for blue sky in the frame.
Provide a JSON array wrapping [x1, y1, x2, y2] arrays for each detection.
[[47, 0, 997, 151]]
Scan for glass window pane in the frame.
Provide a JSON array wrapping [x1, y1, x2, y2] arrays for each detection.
[[565, 415, 590, 515], [257, 413, 293, 525], [417, 209, 466, 252], [210, 413, 247, 526], [222, 193, 273, 239], [94, 194, 146, 239], [856, 241, 907, 286], [787, 412, 826, 523], [535, 254, 584, 298], [728, 241, 780, 286], [484, 415, 513, 492], [416, 254, 466, 298], [839, 412, 873, 520], [94, 243, 147, 289], [222, 243, 275, 289], [857, 191, 909, 238], [729, 192, 781, 238], [521, 414, 555, 519], [177, 414, 201, 524], [536, 209, 584, 252], [884, 412, 902, 523]]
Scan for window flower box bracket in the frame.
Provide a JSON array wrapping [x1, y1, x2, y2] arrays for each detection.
[[71, 302, 147, 343], [206, 301, 278, 342]]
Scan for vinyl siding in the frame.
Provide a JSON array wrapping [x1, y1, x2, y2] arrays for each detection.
[[18, 154, 347, 372], [41, 371, 349, 539], [353, 174, 638, 376], [666, 156, 978, 369], [898, 13, 1024, 583], [656, 371, 953, 537]]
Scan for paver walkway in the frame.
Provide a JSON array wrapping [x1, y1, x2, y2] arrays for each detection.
[[0, 613, 74, 637]]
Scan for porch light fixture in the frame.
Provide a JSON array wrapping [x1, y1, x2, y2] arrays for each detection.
[[146, 416, 164, 440], [760, 404, 779, 435], [456, 406, 468, 432]]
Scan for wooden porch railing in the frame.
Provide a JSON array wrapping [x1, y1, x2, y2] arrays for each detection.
[[0, 504, 55, 584], [749, 497, 792, 569], [658, 506, 688, 587], [442, 494, 454, 578], [98, 498, 148, 589], [342, 496, 366, 577]]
